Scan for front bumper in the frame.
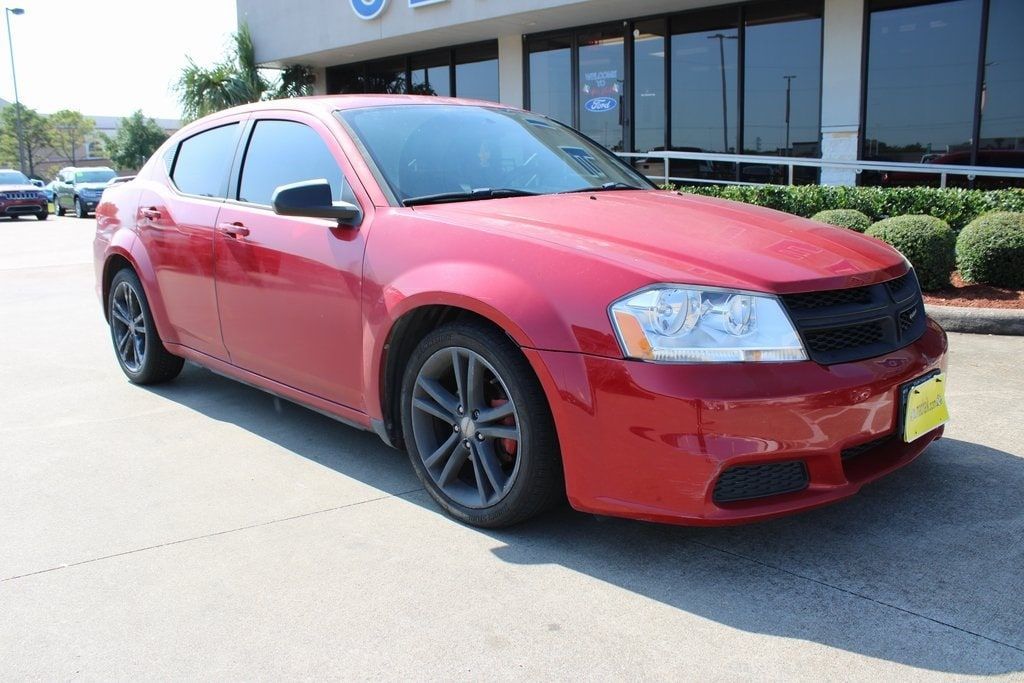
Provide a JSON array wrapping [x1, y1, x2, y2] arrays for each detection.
[[1, 198, 47, 216], [524, 318, 948, 526], [77, 196, 101, 212]]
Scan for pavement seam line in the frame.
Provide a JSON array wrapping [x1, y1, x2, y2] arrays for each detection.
[[1, 487, 425, 583], [687, 538, 1024, 655]]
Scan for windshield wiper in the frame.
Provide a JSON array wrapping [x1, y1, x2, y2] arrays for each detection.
[[560, 182, 643, 194], [403, 188, 540, 207]]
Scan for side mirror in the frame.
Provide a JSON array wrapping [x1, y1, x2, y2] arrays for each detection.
[[271, 179, 360, 226]]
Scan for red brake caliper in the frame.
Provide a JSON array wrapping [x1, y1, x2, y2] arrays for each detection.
[[489, 398, 517, 462]]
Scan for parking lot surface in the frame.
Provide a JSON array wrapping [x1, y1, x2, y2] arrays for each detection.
[[2, 216, 1023, 680]]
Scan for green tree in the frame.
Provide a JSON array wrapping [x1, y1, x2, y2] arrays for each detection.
[[105, 111, 168, 171], [48, 109, 96, 166], [0, 104, 54, 177], [175, 23, 314, 122]]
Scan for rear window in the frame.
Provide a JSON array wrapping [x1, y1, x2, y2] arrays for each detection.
[[171, 123, 240, 198]]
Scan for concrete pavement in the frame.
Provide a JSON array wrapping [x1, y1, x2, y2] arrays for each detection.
[[2, 216, 1023, 680]]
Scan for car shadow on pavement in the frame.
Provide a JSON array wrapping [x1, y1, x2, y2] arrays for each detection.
[[149, 364, 1024, 676]]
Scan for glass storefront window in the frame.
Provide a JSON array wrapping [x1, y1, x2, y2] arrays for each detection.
[[633, 20, 666, 155], [365, 56, 408, 95], [670, 9, 738, 156], [864, 0, 982, 165], [979, 0, 1024, 166], [578, 28, 625, 151], [455, 43, 499, 102], [411, 52, 450, 97], [528, 36, 573, 125]]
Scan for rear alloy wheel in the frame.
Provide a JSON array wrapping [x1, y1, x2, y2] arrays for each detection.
[[74, 197, 85, 218], [108, 269, 184, 384], [401, 321, 563, 528]]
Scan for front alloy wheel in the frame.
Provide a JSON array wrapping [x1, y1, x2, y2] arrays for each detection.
[[74, 197, 85, 218], [401, 321, 563, 527]]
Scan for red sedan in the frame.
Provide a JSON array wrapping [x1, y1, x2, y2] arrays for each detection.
[[93, 96, 949, 528]]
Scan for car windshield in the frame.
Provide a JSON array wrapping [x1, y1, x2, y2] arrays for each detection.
[[338, 105, 652, 204], [75, 169, 116, 183], [0, 171, 29, 184]]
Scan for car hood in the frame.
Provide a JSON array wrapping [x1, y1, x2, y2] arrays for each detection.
[[0, 183, 42, 192], [411, 190, 907, 293], [77, 182, 109, 191]]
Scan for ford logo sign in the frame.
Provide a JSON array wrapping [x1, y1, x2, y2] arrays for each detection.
[[584, 96, 618, 113], [351, 0, 388, 20]]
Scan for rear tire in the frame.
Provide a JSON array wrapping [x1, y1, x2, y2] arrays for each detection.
[[400, 320, 563, 528], [107, 268, 184, 384], [55, 199, 65, 216]]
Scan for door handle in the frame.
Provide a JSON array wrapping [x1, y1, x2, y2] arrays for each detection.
[[217, 222, 250, 238], [140, 207, 161, 220]]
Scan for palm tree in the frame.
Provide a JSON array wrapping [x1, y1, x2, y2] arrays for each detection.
[[176, 24, 314, 121]]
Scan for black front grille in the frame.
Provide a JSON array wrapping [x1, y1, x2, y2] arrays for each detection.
[[784, 287, 872, 310], [713, 461, 809, 504], [841, 435, 892, 460], [806, 320, 885, 353], [783, 271, 927, 365]]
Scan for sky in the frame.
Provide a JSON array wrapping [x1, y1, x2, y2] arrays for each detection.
[[0, 0, 238, 121]]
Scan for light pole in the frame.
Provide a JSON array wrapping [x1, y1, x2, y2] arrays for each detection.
[[783, 74, 796, 156], [5, 7, 25, 175], [707, 33, 737, 153]]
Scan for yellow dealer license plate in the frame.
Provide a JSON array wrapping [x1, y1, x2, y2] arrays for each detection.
[[902, 373, 949, 442]]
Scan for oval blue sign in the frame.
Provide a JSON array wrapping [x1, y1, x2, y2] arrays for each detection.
[[351, 0, 388, 20], [584, 96, 618, 113]]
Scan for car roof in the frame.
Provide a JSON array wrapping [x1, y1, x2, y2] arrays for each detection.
[[213, 94, 517, 118]]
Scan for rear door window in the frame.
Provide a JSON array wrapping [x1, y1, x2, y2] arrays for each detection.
[[171, 123, 240, 198], [237, 119, 355, 206]]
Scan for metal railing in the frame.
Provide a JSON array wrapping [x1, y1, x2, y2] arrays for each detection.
[[616, 150, 1024, 188]]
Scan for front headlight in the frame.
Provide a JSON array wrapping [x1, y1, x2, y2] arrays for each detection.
[[609, 285, 807, 363]]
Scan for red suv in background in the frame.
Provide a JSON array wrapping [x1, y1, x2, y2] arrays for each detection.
[[0, 168, 48, 220], [93, 96, 949, 528]]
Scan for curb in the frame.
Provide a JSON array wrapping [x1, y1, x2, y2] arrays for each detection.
[[925, 303, 1024, 335]]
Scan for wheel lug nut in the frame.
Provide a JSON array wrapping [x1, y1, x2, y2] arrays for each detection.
[[462, 439, 470, 449], [476, 433, 484, 441], [457, 405, 464, 415], [472, 410, 479, 419], [453, 424, 459, 432]]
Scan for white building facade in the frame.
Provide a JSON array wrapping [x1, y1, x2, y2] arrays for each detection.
[[237, 0, 1024, 186]]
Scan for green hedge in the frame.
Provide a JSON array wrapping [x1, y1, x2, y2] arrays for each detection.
[[810, 209, 872, 232], [866, 216, 956, 291], [680, 185, 1024, 231], [956, 212, 1024, 288]]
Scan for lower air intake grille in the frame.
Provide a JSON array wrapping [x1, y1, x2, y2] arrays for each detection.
[[713, 461, 809, 504], [805, 321, 885, 353], [841, 435, 892, 461]]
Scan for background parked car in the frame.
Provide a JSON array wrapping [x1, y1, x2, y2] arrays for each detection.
[[54, 166, 117, 218], [0, 168, 48, 221]]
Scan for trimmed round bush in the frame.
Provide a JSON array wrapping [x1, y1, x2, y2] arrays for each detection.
[[811, 209, 872, 232], [956, 212, 1024, 288], [866, 215, 955, 291]]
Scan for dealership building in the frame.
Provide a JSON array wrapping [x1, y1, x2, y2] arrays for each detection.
[[236, 0, 1024, 186]]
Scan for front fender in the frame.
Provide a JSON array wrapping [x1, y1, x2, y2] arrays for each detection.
[[361, 260, 579, 421]]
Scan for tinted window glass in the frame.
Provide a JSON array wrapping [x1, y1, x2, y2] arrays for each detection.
[[979, 0, 1024, 156], [864, 0, 982, 164], [578, 28, 625, 152], [172, 123, 239, 197], [633, 20, 666, 154], [0, 170, 29, 184], [411, 52, 450, 97], [455, 43, 499, 102], [671, 9, 738, 155], [528, 36, 573, 125], [238, 120, 347, 206]]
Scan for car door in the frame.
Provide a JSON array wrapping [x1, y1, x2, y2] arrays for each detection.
[[135, 117, 246, 360], [56, 171, 72, 210], [213, 113, 371, 410]]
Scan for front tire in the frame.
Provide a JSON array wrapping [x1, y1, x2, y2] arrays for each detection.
[[400, 321, 563, 528], [108, 268, 184, 384], [36, 210, 48, 221], [74, 197, 86, 218]]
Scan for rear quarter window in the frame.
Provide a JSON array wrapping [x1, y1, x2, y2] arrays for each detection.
[[171, 123, 240, 198]]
